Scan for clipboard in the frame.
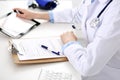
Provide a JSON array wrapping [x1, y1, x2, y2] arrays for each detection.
[[0, 11, 40, 38], [9, 39, 68, 64]]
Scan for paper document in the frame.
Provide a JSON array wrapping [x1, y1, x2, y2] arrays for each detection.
[[0, 12, 39, 38], [38, 69, 72, 80], [11, 37, 65, 60]]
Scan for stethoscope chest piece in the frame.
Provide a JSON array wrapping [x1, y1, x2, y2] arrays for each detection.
[[89, 0, 113, 29], [90, 18, 100, 28]]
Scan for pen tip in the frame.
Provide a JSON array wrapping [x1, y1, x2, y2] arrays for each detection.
[[72, 25, 76, 29], [52, 51, 60, 55], [41, 45, 48, 49]]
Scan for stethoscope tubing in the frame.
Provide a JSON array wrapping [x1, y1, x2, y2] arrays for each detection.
[[97, 0, 113, 18]]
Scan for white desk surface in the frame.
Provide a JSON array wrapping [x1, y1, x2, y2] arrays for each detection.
[[0, 0, 82, 80]]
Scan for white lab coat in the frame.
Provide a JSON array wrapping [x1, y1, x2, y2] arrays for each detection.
[[52, 0, 120, 80]]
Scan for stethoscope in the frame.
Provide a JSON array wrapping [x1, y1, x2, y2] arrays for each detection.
[[72, 0, 113, 30], [90, 0, 113, 28]]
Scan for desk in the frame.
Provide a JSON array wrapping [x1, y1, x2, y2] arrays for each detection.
[[0, 0, 82, 80]]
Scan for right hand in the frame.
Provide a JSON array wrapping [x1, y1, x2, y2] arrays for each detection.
[[61, 31, 77, 44], [13, 8, 36, 20]]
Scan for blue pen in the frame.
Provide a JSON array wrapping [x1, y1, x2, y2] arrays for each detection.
[[41, 45, 60, 55]]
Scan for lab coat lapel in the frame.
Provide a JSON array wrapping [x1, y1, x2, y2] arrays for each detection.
[[81, 0, 96, 43], [80, 4, 90, 43]]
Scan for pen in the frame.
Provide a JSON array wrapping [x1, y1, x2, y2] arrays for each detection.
[[14, 10, 40, 25], [72, 24, 76, 29], [0, 12, 12, 19], [41, 45, 60, 55], [14, 10, 24, 14], [13, 10, 40, 37], [14, 10, 40, 26]]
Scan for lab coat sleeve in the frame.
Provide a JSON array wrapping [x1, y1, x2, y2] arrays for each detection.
[[63, 8, 120, 76], [51, 1, 84, 23]]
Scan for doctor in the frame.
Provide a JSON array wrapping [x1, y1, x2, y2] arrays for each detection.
[[14, 0, 120, 80]]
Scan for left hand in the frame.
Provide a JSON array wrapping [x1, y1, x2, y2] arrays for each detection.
[[60, 31, 77, 44], [13, 8, 37, 20]]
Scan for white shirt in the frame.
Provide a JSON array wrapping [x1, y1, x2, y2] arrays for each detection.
[[52, 0, 120, 80]]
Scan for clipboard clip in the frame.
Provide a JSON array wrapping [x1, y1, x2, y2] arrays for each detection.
[[8, 41, 23, 55]]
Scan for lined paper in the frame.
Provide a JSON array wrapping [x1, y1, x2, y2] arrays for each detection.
[[11, 37, 65, 60]]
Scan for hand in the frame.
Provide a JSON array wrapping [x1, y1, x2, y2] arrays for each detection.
[[61, 31, 77, 44], [13, 8, 36, 20]]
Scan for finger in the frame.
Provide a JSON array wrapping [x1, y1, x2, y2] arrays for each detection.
[[60, 33, 64, 37], [13, 8, 23, 11], [69, 31, 73, 34], [13, 8, 20, 12], [16, 13, 23, 17], [60, 33, 65, 39], [13, 8, 24, 14]]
